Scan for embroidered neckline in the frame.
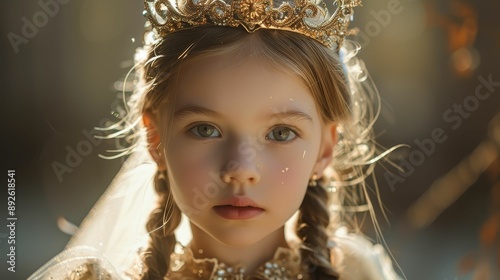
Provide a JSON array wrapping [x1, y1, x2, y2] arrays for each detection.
[[165, 243, 308, 280]]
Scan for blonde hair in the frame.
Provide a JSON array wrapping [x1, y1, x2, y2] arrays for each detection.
[[114, 26, 382, 279]]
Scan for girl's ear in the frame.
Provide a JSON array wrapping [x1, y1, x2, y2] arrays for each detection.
[[312, 123, 338, 176], [143, 112, 167, 170]]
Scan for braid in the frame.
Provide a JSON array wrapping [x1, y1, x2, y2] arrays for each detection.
[[297, 180, 339, 280], [139, 170, 182, 279]]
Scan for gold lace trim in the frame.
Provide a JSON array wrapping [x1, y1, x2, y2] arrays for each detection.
[[165, 243, 308, 280]]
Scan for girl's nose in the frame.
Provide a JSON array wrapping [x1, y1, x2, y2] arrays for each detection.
[[220, 140, 261, 185], [221, 159, 261, 185]]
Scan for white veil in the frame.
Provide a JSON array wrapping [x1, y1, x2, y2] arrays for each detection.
[[30, 149, 157, 279]]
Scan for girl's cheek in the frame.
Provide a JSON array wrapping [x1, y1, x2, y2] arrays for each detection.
[[168, 144, 222, 197], [263, 148, 312, 188]]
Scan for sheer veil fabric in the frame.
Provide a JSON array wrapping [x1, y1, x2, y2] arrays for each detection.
[[30, 148, 158, 279]]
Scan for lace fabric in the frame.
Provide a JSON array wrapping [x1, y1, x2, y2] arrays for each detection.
[[28, 246, 118, 280]]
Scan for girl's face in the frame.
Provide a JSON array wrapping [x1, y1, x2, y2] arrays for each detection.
[[163, 56, 330, 246]]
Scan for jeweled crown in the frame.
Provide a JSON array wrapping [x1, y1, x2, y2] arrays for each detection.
[[143, 0, 361, 49]]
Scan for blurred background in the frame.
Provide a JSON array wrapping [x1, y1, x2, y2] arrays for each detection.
[[1, 0, 499, 279]]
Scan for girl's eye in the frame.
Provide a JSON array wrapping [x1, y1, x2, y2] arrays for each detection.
[[189, 124, 221, 138], [266, 126, 297, 142]]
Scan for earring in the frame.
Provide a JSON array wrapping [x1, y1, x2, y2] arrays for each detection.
[[308, 173, 318, 187]]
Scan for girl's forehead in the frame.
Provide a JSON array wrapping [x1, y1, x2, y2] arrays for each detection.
[[173, 58, 317, 116], [178, 52, 287, 80]]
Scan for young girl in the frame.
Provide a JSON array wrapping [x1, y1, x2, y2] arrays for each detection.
[[30, 0, 403, 279]]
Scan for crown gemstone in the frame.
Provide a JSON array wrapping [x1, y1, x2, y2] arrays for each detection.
[[215, 7, 224, 16]]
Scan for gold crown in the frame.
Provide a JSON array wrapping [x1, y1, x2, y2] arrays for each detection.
[[143, 0, 361, 49]]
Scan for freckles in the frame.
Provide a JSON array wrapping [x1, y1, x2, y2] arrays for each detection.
[[278, 165, 306, 187], [279, 166, 293, 186], [283, 148, 314, 184]]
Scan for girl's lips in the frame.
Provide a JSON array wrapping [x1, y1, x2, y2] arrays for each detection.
[[217, 196, 262, 208], [212, 205, 264, 220]]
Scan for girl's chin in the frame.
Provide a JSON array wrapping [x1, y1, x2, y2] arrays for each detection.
[[207, 228, 270, 247]]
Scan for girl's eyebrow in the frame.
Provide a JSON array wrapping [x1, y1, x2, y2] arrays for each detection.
[[174, 104, 313, 124], [264, 110, 313, 124], [174, 105, 223, 120]]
